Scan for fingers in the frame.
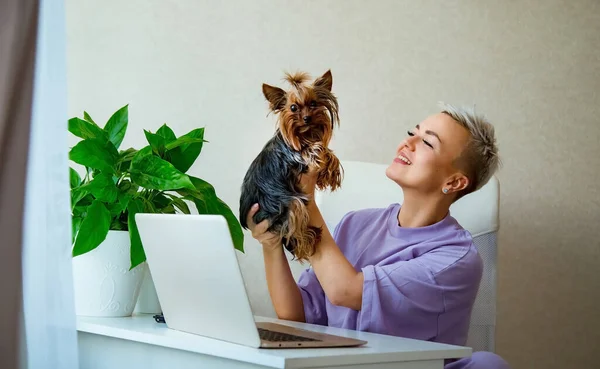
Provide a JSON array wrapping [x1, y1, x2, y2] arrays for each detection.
[[257, 231, 280, 246], [247, 204, 270, 230], [254, 219, 270, 235], [253, 219, 280, 248], [246, 204, 259, 229], [247, 203, 269, 235], [246, 203, 281, 247], [251, 220, 272, 244]]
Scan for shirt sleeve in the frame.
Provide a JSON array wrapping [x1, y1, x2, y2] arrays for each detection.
[[296, 214, 351, 326], [297, 267, 328, 325], [359, 257, 445, 339]]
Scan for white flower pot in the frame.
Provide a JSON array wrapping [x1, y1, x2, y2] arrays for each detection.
[[134, 268, 162, 314], [72, 230, 146, 317]]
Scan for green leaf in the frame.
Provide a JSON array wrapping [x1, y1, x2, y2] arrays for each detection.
[[73, 193, 94, 215], [118, 178, 138, 195], [103, 104, 128, 149], [156, 124, 177, 143], [189, 176, 215, 194], [71, 187, 88, 211], [106, 192, 132, 217], [110, 217, 127, 231], [80, 173, 119, 203], [118, 191, 133, 211], [72, 200, 111, 256], [130, 154, 195, 191], [86, 165, 94, 179], [144, 130, 167, 156], [191, 196, 208, 213], [69, 138, 119, 173], [131, 145, 152, 162], [68, 117, 108, 141], [164, 193, 191, 214], [105, 180, 136, 216], [165, 135, 208, 151], [70, 168, 81, 188], [128, 198, 146, 269], [119, 147, 138, 159], [83, 111, 96, 124], [212, 198, 244, 253], [177, 191, 209, 214], [117, 148, 138, 173], [168, 128, 206, 173], [151, 193, 170, 208], [142, 197, 160, 213], [72, 216, 83, 244], [187, 176, 244, 252], [149, 193, 174, 213]]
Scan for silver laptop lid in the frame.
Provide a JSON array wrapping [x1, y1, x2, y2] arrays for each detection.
[[135, 213, 261, 347]]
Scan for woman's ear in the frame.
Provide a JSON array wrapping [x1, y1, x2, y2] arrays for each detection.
[[444, 174, 469, 194]]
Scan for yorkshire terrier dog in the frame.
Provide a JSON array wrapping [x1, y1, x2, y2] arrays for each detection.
[[239, 70, 343, 262]]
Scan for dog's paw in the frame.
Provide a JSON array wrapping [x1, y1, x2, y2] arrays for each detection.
[[316, 153, 343, 191]]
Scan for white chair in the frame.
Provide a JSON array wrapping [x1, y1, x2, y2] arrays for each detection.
[[314, 160, 500, 353]]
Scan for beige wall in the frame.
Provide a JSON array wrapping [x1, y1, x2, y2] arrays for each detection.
[[66, 1, 599, 368]]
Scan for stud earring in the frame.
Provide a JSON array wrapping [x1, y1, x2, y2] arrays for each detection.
[[443, 188, 449, 194]]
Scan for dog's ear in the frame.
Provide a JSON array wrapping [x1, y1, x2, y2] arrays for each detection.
[[313, 70, 333, 92], [262, 83, 287, 111]]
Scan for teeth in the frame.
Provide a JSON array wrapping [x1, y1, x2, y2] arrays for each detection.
[[397, 155, 412, 165]]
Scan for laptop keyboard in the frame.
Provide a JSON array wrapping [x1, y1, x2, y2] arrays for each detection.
[[258, 328, 321, 342]]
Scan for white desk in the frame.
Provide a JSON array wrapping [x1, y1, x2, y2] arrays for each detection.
[[76, 314, 471, 369]]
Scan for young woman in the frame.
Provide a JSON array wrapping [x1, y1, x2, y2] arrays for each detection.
[[246, 103, 510, 369]]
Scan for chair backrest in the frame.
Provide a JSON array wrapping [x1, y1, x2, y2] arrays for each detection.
[[314, 160, 499, 352]]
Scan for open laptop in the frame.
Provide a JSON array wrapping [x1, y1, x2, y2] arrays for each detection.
[[135, 213, 367, 349]]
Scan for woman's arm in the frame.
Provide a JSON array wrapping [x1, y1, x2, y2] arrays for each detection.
[[263, 246, 306, 322], [297, 170, 364, 310], [247, 205, 306, 322], [247, 169, 364, 315], [305, 201, 364, 310]]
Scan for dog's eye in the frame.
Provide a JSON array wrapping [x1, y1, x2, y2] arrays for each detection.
[[290, 104, 298, 112], [309, 101, 317, 108]]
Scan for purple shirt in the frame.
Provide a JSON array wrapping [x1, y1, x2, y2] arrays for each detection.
[[297, 203, 483, 346]]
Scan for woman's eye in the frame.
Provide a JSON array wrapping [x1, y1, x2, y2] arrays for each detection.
[[423, 139, 433, 149], [310, 101, 317, 108], [290, 104, 298, 112]]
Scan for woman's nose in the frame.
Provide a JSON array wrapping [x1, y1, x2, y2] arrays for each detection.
[[402, 136, 417, 151]]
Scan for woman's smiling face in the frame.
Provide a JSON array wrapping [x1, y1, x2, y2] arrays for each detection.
[[386, 112, 471, 196]]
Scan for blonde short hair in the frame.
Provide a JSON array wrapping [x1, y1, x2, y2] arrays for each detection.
[[438, 102, 500, 197]]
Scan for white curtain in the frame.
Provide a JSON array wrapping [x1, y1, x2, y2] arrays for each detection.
[[21, 0, 79, 367]]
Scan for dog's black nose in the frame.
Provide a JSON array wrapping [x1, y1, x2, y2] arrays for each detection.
[[303, 116, 312, 124]]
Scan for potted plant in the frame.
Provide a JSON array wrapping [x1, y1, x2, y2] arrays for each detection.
[[69, 104, 243, 317]]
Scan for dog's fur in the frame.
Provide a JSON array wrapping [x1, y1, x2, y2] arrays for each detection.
[[239, 70, 343, 262]]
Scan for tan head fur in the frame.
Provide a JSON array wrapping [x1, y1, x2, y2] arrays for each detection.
[[262, 70, 339, 152]]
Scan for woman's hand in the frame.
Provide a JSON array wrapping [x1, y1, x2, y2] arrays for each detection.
[[247, 167, 318, 253], [246, 204, 281, 252]]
